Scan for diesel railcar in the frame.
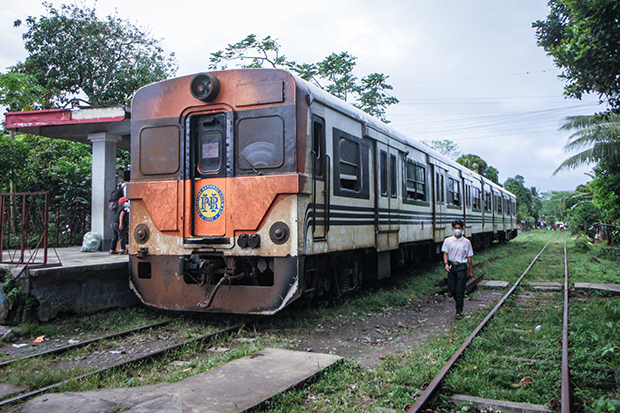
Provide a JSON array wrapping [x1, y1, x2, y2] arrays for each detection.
[[126, 69, 517, 314]]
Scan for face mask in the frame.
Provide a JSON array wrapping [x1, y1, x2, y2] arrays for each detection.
[[123, 202, 130, 209], [454, 229, 462, 237]]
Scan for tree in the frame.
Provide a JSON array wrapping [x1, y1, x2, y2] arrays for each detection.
[[554, 112, 620, 174], [0, 72, 46, 112], [13, 3, 178, 107], [504, 175, 542, 223], [209, 34, 399, 122], [590, 161, 620, 224], [533, 0, 620, 108], [456, 154, 500, 183], [421, 139, 462, 160]]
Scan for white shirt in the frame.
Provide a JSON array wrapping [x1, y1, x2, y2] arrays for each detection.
[[441, 235, 474, 264]]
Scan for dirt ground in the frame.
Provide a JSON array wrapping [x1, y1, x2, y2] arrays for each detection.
[[284, 288, 505, 368]]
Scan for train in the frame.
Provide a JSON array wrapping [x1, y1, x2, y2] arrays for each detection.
[[126, 69, 517, 314]]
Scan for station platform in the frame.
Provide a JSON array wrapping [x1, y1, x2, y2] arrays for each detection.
[[1, 247, 137, 323]]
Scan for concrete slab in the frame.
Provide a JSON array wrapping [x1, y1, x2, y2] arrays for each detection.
[[479, 280, 510, 288], [450, 394, 553, 413], [574, 282, 620, 294], [528, 282, 563, 291], [22, 348, 343, 413]]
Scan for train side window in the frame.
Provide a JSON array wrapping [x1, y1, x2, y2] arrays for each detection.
[[496, 195, 502, 213], [237, 116, 284, 170], [312, 116, 325, 178], [484, 191, 492, 212], [465, 184, 471, 208], [332, 128, 369, 199], [448, 177, 460, 207], [404, 160, 426, 202], [380, 150, 388, 197], [435, 172, 445, 204], [390, 154, 397, 198]]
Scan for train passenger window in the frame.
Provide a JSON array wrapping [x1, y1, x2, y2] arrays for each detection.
[[448, 178, 460, 206], [484, 191, 492, 212], [390, 154, 397, 198], [465, 184, 471, 208], [472, 188, 481, 210], [405, 160, 426, 201], [496, 195, 503, 213], [237, 116, 284, 170], [380, 151, 388, 197]]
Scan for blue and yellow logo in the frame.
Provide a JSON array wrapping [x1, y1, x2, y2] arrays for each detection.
[[196, 184, 224, 222]]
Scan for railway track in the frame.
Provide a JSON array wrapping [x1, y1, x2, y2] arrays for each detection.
[[407, 235, 576, 412], [0, 316, 260, 408]]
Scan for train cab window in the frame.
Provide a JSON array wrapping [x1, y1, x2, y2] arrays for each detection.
[[237, 116, 284, 170], [496, 195, 503, 214], [380, 151, 388, 197], [506, 199, 511, 215], [465, 184, 472, 208], [435, 172, 445, 204], [448, 177, 460, 207], [484, 191, 492, 212], [390, 154, 397, 198], [405, 160, 426, 202], [139, 125, 180, 176], [472, 188, 481, 210]]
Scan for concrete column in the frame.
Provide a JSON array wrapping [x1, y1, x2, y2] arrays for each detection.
[[88, 132, 121, 251]]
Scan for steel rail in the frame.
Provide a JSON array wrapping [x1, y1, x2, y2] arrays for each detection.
[[0, 318, 259, 408], [561, 235, 571, 412], [407, 238, 552, 412], [0, 319, 175, 369]]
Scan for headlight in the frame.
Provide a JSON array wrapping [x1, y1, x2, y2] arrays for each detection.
[[190, 73, 220, 102]]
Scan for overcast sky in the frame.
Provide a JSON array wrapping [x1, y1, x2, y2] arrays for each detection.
[[0, 0, 605, 192]]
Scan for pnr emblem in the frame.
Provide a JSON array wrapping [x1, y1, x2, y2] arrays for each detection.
[[196, 184, 224, 222]]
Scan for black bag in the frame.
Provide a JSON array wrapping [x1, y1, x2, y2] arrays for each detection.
[[108, 186, 124, 211]]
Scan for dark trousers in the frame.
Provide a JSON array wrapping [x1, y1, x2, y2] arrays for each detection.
[[447, 264, 468, 314], [110, 225, 127, 252]]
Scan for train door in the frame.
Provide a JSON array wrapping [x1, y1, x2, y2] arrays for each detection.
[[190, 112, 230, 237], [311, 115, 328, 240], [374, 141, 398, 250], [432, 162, 447, 242]]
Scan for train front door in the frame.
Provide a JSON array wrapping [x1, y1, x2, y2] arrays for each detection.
[[311, 115, 328, 240], [191, 113, 230, 237]]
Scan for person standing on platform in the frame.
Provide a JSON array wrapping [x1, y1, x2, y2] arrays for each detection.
[[109, 197, 129, 254], [441, 220, 474, 319]]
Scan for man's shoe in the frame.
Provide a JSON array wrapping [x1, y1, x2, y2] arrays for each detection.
[[455, 313, 463, 320]]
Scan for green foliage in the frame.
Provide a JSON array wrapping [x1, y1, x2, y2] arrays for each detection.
[[456, 154, 499, 183], [0, 132, 91, 205], [13, 2, 178, 107], [555, 112, 620, 174], [534, 0, 620, 108], [209, 34, 399, 123], [421, 139, 462, 160], [504, 175, 542, 223], [0, 72, 47, 112], [597, 247, 620, 261], [590, 161, 620, 224]]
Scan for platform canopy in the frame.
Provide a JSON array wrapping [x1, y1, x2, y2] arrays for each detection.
[[4, 106, 131, 251]]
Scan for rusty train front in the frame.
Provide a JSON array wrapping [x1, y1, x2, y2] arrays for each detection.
[[127, 69, 307, 314]]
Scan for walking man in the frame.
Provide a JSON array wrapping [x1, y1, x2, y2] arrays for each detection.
[[441, 220, 474, 319]]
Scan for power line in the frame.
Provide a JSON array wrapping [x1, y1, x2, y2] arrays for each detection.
[[395, 68, 562, 85]]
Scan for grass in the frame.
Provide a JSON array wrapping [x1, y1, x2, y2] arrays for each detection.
[[1, 231, 618, 412]]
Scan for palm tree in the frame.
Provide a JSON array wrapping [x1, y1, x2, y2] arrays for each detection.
[[554, 112, 620, 174]]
